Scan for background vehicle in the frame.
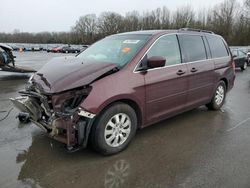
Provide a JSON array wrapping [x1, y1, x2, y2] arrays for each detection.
[[11, 29, 235, 155], [0, 43, 35, 73], [32, 45, 43, 51], [247, 52, 250, 66], [50, 45, 65, 53], [231, 48, 248, 70], [80, 45, 89, 52], [61, 46, 80, 53]]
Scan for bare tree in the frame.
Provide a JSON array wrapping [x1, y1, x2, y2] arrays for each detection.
[[72, 14, 97, 43], [123, 11, 141, 31], [1, 0, 250, 45], [210, 0, 239, 42], [171, 6, 195, 28], [98, 12, 123, 35], [161, 6, 171, 29], [245, 0, 250, 9]]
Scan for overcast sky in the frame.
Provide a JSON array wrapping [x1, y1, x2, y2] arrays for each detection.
[[0, 0, 244, 33]]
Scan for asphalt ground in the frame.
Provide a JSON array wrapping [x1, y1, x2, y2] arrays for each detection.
[[0, 52, 250, 188]]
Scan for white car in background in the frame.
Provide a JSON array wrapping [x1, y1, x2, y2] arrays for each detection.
[[247, 52, 250, 66]]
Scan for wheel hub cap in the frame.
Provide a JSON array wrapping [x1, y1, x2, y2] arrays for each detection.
[[104, 113, 131, 147], [215, 85, 224, 105]]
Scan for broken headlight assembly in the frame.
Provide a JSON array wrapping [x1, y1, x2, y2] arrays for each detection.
[[52, 86, 92, 115]]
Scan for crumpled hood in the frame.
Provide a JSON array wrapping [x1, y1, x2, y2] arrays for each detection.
[[32, 56, 117, 94]]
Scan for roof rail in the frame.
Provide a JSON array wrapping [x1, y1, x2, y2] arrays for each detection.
[[178, 28, 214, 34]]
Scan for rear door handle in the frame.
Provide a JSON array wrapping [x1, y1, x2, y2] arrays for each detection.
[[190, 67, 198, 73], [176, 70, 186, 75]]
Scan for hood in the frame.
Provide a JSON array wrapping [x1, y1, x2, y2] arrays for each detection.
[[32, 56, 117, 94]]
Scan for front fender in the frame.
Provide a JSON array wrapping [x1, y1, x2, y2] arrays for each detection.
[[80, 92, 144, 118]]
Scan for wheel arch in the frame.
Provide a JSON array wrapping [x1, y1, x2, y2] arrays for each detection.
[[220, 78, 228, 91], [94, 98, 143, 129]]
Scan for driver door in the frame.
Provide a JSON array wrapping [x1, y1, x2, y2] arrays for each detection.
[[142, 34, 189, 125]]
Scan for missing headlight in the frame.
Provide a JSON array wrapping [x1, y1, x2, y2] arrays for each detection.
[[52, 86, 92, 114], [63, 95, 85, 113]]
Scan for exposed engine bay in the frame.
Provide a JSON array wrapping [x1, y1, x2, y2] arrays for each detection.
[[10, 49, 119, 151]]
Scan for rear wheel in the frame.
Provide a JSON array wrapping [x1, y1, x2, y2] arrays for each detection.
[[241, 62, 247, 70], [91, 103, 137, 155], [206, 81, 226, 110]]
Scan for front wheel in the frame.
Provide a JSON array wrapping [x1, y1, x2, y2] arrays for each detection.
[[91, 103, 137, 155], [206, 81, 226, 110]]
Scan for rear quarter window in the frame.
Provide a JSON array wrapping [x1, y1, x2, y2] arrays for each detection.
[[206, 35, 229, 58], [178, 35, 207, 63]]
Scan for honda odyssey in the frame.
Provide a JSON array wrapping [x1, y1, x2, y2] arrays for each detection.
[[11, 28, 235, 155]]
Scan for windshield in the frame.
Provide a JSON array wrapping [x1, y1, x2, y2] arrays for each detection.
[[77, 34, 150, 68]]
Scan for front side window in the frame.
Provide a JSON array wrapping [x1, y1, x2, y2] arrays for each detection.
[[178, 35, 207, 63], [146, 35, 181, 66], [206, 35, 229, 58], [77, 34, 150, 68]]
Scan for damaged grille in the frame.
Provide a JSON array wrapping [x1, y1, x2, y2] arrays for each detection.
[[22, 83, 53, 116]]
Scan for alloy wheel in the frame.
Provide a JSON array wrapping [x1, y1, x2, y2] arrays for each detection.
[[244, 62, 247, 70], [104, 113, 131, 147], [215, 85, 225, 105]]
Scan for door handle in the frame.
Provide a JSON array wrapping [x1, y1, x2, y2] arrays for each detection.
[[176, 70, 186, 75], [190, 67, 198, 73]]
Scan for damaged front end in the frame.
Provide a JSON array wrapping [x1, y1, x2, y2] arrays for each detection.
[[10, 82, 95, 151]]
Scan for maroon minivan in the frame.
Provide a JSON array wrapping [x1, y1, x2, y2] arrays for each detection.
[[11, 28, 235, 155]]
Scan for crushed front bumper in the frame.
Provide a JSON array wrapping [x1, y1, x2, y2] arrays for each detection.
[[10, 96, 96, 152]]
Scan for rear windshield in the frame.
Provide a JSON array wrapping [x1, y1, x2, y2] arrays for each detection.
[[77, 34, 150, 68]]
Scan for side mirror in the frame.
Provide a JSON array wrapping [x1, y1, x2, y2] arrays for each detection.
[[147, 56, 166, 69]]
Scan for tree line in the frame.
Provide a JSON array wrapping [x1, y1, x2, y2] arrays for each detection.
[[1, 0, 250, 46]]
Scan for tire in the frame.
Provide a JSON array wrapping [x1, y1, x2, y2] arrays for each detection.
[[18, 112, 30, 123], [91, 103, 137, 155], [206, 81, 226, 110], [241, 62, 247, 70]]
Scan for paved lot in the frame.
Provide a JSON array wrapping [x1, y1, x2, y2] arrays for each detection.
[[0, 52, 250, 188]]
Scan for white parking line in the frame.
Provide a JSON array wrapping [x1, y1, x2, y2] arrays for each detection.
[[226, 118, 250, 132]]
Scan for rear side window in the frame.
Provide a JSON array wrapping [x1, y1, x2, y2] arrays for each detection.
[[206, 35, 229, 58], [178, 35, 207, 63]]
